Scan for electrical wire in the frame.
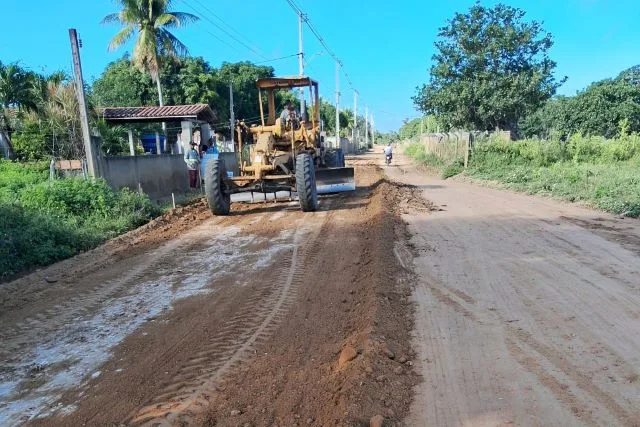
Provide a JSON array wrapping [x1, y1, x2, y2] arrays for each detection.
[[181, 0, 269, 60], [255, 53, 300, 64], [188, 0, 262, 51], [284, 0, 359, 97]]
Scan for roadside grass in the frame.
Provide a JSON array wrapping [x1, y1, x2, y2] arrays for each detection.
[[403, 134, 640, 217], [403, 142, 463, 179], [468, 134, 640, 217], [0, 160, 161, 279]]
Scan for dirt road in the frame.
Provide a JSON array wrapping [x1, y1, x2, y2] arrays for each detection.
[[3, 152, 640, 426], [0, 162, 419, 426], [385, 153, 640, 426]]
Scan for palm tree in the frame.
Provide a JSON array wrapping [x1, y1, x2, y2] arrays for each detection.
[[102, 0, 198, 107], [0, 62, 39, 112], [0, 62, 40, 136]]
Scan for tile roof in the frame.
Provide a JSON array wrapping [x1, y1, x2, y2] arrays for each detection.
[[100, 104, 216, 123]]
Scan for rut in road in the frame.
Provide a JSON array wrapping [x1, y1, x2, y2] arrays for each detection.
[[131, 211, 332, 426]]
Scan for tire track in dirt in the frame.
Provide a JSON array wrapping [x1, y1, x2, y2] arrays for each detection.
[[0, 211, 267, 424], [414, 259, 638, 426], [130, 211, 332, 426], [0, 214, 246, 354]]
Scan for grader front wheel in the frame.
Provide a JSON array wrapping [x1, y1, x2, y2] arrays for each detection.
[[295, 153, 318, 212]]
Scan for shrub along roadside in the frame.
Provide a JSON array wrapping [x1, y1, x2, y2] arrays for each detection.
[[0, 160, 161, 279], [403, 143, 464, 179], [402, 135, 640, 217], [468, 134, 640, 217]]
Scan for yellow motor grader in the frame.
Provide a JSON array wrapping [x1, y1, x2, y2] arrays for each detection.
[[205, 76, 355, 215]]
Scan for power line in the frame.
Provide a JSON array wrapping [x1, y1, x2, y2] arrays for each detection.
[[255, 54, 300, 64], [284, 0, 359, 96], [188, 0, 262, 51], [182, 0, 269, 60]]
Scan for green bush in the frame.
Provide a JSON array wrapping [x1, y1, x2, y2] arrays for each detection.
[[442, 158, 465, 179], [0, 167, 161, 278], [404, 143, 443, 166], [10, 121, 51, 161], [468, 134, 640, 217]]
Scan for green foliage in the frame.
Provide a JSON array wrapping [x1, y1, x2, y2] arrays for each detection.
[[521, 66, 640, 139], [5, 70, 86, 160], [414, 3, 564, 132], [0, 61, 40, 113], [94, 119, 130, 155], [468, 135, 640, 216], [103, 0, 199, 84], [315, 99, 354, 136], [404, 143, 443, 166], [0, 160, 160, 278], [90, 56, 155, 107], [442, 158, 465, 179], [399, 116, 442, 139], [10, 119, 50, 161], [91, 57, 278, 133], [376, 131, 398, 145]]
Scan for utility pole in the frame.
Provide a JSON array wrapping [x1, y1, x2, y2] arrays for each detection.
[[372, 115, 376, 145], [335, 61, 340, 146], [365, 105, 369, 147], [353, 92, 358, 148], [298, 11, 306, 120], [229, 83, 235, 150], [69, 29, 97, 178], [420, 116, 424, 136]]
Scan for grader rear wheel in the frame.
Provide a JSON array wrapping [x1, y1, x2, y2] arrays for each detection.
[[205, 159, 231, 216], [295, 153, 318, 212]]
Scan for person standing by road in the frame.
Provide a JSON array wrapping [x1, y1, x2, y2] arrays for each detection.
[[184, 142, 200, 189]]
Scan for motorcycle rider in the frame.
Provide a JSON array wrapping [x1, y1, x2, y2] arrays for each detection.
[[383, 143, 393, 164]]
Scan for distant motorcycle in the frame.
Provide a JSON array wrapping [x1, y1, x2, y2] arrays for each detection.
[[385, 154, 392, 166]]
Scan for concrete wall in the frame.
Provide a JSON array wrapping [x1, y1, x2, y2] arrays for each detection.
[[324, 136, 358, 154], [97, 154, 189, 199]]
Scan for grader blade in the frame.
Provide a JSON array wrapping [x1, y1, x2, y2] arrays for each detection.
[[315, 167, 356, 194]]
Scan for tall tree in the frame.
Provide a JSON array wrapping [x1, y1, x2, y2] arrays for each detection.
[[102, 0, 198, 107], [414, 3, 565, 133]]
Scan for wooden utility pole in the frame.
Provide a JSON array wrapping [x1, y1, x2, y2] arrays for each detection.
[[69, 29, 98, 177]]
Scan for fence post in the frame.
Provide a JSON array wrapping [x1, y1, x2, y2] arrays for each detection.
[[128, 130, 135, 156], [464, 134, 471, 168]]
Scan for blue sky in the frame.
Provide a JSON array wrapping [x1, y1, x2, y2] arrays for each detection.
[[1, 0, 639, 131]]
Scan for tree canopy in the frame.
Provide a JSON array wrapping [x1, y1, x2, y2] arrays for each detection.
[[91, 56, 279, 128], [102, 0, 198, 106], [413, 3, 565, 133], [521, 65, 640, 139]]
